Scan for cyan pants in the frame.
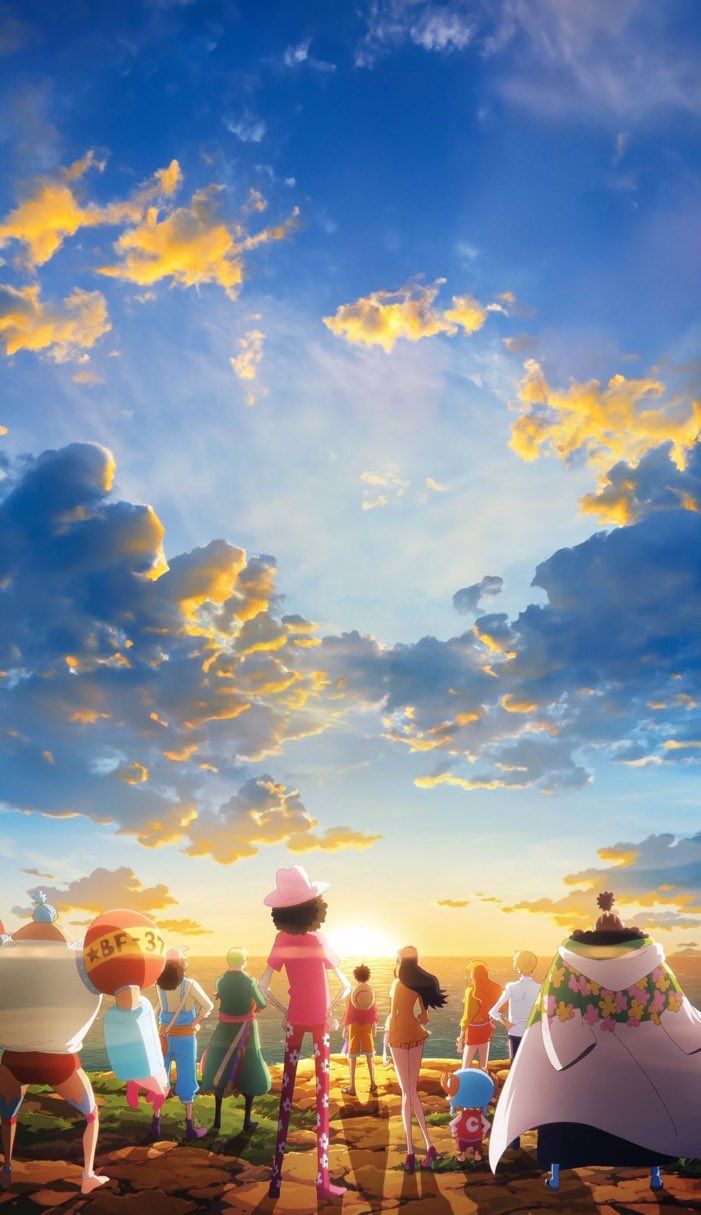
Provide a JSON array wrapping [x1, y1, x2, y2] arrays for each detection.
[[163, 1034, 199, 1104]]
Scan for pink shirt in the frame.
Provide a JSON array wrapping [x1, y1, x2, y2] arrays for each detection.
[[267, 931, 340, 1027]]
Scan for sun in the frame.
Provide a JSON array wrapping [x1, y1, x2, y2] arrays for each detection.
[[327, 922, 398, 959]]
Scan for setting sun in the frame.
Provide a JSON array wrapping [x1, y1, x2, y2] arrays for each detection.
[[327, 922, 398, 959]]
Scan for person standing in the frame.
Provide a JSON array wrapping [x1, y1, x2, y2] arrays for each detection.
[[489, 950, 540, 1061], [456, 961, 503, 1069], [383, 945, 448, 1173], [258, 864, 351, 1201], [342, 964, 378, 1096], [155, 946, 214, 1140], [200, 946, 271, 1133], [488, 950, 540, 1149]]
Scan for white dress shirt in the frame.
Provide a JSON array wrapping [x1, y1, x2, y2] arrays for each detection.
[[489, 975, 540, 1037]]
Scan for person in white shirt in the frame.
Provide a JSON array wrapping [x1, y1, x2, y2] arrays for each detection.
[[489, 950, 540, 1060], [489, 949, 540, 1151]]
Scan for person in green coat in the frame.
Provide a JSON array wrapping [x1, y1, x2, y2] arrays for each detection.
[[200, 946, 271, 1132]]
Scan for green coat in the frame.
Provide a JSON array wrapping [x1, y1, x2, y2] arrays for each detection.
[[200, 970, 271, 1097]]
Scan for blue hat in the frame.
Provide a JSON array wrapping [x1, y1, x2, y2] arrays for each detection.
[[442, 1066, 494, 1113]]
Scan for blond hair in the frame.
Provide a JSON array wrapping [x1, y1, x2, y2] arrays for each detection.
[[226, 946, 248, 969], [513, 949, 537, 975]]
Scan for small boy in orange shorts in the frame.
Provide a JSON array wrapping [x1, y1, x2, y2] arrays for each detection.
[[342, 965, 378, 1096]]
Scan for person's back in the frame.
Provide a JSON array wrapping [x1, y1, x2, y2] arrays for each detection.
[[342, 965, 378, 1096]]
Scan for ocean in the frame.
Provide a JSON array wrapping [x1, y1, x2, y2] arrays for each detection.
[[79, 953, 701, 1071]]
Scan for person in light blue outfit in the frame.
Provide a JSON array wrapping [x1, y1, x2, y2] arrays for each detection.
[[155, 947, 214, 1140]]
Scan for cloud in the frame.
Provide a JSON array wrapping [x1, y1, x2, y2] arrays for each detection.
[[0, 153, 181, 268], [17, 866, 178, 918], [510, 359, 701, 476], [580, 440, 701, 524], [356, 0, 475, 66], [158, 917, 211, 936], [231, 328, 265, 405], [0, 441, 388, 862], [425, 477, 449, 493], [0, 284, 110, 362], [453, 574, 503, 615], [282, 39, 336, 72], [22, 867, 55, 879], [361, 466, 410, 510], [436, 898, 470, 908], [323, 281, 500, 352], [504, 833, 701, 933], [184, 775, 380, 865], [356, 2, 701, 125], [99, 186, 298, 299], [225, 114, 267, 144]]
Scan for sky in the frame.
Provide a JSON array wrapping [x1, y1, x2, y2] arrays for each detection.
[[0, 0, 700, 962]]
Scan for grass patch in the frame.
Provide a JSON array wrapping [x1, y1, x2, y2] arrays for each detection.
[[672, 1158, 701, 1177], [426, 1112, 451, 1126]]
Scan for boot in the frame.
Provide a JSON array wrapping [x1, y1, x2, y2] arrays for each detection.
[[150, 1113, 162, 1139], [185, 1118, 207, 1141]]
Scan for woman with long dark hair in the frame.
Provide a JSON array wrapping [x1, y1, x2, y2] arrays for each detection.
[[382, 945, 447, 1172]]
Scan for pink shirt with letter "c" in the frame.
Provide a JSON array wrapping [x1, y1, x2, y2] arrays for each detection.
[[266, 931, 340, 1027]]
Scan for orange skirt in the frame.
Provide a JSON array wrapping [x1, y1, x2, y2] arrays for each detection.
[[465, 1021, 493, 1046]]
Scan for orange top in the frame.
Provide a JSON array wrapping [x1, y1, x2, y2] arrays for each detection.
[[385, 979, 429, 1047]]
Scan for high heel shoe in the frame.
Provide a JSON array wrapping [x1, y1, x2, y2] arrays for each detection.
[[420, 1145, 437, 1169], [403, 1153, 416, 1173]]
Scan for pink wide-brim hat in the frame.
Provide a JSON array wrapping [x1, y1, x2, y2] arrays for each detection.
[[263, 864, 331, 908]]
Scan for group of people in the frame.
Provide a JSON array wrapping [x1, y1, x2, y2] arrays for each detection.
[[1, 865, 700, 1201]]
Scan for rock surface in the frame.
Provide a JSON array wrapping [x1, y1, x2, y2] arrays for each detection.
[[0, 1057, 698, 1213]]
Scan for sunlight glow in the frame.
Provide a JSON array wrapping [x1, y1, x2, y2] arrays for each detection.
[[328, 922, 398, 959]]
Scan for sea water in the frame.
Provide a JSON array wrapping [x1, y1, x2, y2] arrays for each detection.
[[78, 953, 701, 1071]]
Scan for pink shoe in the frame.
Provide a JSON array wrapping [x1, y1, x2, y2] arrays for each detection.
[[403, 1153, 416, 1173], [421, 1146, 437, 1169], [126, 1081, 140, 1110]]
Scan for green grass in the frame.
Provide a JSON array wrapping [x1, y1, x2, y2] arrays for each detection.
[[16, 1071, 312, 1167]]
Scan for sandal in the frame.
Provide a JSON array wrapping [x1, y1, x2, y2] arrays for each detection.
[[342, 1086, 356, 1096], [369, 1082, 378, 1094]]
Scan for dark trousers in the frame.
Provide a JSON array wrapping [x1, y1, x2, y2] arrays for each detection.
[[508, 1035, 521, 1147]]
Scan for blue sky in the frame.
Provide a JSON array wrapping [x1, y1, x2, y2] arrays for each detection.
[[0, 0, 700, 957]]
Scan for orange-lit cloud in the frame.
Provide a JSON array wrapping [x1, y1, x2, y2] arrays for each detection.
[[158, 917, 211, 936], [17, 866, 178, 917], [0, 283, 110, 361], [324, 281, 502, 352], [0, 153, 181, 268], [185, 775, 380, 864], [511, 359, 701, 479], [231, 328, 265, 405], [437, 898, 470, 908], [99, 187, 298, 298]]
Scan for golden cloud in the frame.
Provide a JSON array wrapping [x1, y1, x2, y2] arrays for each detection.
[[324, 280, 497, 352], [0, 283, 111, 361], [511, 359, 701, 485], [0, 153, 182, 268], [99, 187, 298, 298], [436, 898, 470, 908], [231, 328, 265, 405], [23, 866, 178, 915], [185, 775, 381, 865], [158, 917, 211, 936]]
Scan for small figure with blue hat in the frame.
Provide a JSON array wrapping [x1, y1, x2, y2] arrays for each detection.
[[441, 1066, 494, 1164]]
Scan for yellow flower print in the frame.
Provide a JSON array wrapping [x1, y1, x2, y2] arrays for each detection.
[[556, 1000, 574, 1022], [629, 998, 647, 1021], [588, 980, 601, 996], [666, 992, 683, 1013], [655, 971, 671, 991], [551, 966, 566, 988], [599, 993, 617, 1018]]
